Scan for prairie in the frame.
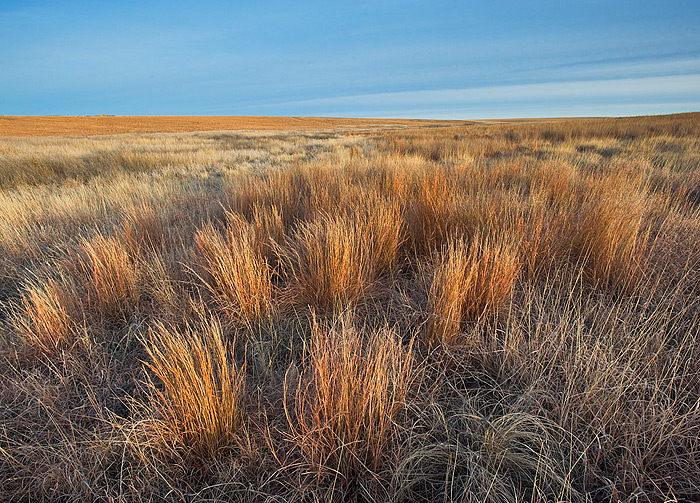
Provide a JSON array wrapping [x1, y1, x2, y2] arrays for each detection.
[[0, 115, 469, 137], [1, 112, 700, 502]]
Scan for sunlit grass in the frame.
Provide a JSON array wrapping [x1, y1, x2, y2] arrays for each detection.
[[1, 114, 699, 502]]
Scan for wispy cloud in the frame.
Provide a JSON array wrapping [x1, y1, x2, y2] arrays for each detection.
[[254, 74, 700, 118], [272, 74, 700, 107]]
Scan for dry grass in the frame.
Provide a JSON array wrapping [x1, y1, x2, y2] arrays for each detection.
[[571, 173, 650, 289], [280, 199, 403, 311], [78, 232, 140, 321], [0, 115, 468, 137], [194, 220, 273, 325], [143, 314, 246, 457], [396, 402, 583, 502], [120, 203, 164, 253], [423, 235, 520, 347], [1, 113, 700, 502], [12, 276, 79, 355], [285, 315, 414, 483]]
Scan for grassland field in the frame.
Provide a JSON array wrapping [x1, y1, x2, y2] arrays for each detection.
[[1, 112, 699, 502]]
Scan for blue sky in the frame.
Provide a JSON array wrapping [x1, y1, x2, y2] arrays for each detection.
[[1, 0, 699, 118]]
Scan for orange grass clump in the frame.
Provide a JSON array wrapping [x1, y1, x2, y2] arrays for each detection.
[[79, 233, 140, 321], [285, 316, 414, 479], [143, 315, 246, 456], [424, 235, 520, 347], [13, 277, 78, 355], [572, 175, 650, 289], [194, 221, 273, 324], [120, 204, 164, 253], [281, 201, 403, 311]]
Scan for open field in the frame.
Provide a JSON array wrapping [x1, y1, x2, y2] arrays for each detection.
[[0, 115, 474, 137], [1, 112, 700, 502]]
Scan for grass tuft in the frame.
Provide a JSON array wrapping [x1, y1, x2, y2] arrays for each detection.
[[79, 232, 140, 321], [194, 220, 274, 325], [423, 235, 520, 347], [143, 314, 246, 457], [280, 200, 403, 311], [12, 276, 78, 355], [285, 314, 414, 481]]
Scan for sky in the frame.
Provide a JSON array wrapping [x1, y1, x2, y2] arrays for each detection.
[[1, 0, 700, 118]]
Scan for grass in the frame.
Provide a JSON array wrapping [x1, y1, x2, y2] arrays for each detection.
[[194, 219, 273, 325], [423, 234, 520, 347], [0, 115, 467, 137], [79, 232, 140, 322], [143, 314, 246, 457], [285, 315, 414, 486], [280, 199, 403, 311], [1, 113, 700, 502], [12, 275, 78, 356]]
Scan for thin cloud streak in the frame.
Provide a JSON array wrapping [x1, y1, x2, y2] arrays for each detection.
[[245, 74, 700, 119], [270, 74, 700, 109]]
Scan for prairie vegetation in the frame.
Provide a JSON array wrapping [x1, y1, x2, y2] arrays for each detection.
[[1, 113, 700, 502], [0, 115, 466, 137]]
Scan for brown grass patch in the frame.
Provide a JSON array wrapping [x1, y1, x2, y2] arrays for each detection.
[[285, 315, 414, 481], [143, 315, 246, 456], [423, 235, 520, 347], [12, 276, 79, 355], [194, 221, 273, 325], [79, 233, 140, 321], [280, 200, 403, 311]]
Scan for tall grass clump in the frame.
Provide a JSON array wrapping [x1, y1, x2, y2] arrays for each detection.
[[423, 235, 520, 347], [285, 315, 414, 484], [247, 203, 286, 263], [194, 220, 273, 325], [572, 175, 650, 289], [12, 276, 79, 355], [281, 200, 403, 311], [406, 167, 455, 256], [143, 315, 246, 456], [79, 232, 140, 321]]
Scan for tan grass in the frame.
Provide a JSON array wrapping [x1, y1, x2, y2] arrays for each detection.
[[120, 203, 164, 253], [78, 232, 140, 321], [424, 235, 520, 347], [143, 314, 246, 456], [396, 402, 583, 502], [0, 115, 465, 137], [194, 220, 273, 325], [2, 113, 700, 502], [280, 199, 403, 311], [285, 315, 414, 480], [406, 167, 455, 255], [12, 276, 78, 355], [572, 173, 650, 289]]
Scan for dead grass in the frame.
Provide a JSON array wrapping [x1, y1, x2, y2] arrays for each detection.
[[423, 235, 520, 347], [143, 314, 246, 457], [12, 276, 79, 355], [78, 232, 140, 321], [0, 115, 467, 137], [285, 315, 414, 483], [396, 401, 583, 502], [1, 113, 700, 502], [194, 220, 273, 325], [571, 173, 650, 289], [280, 199, 403, 311]]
